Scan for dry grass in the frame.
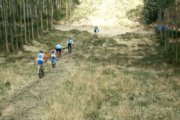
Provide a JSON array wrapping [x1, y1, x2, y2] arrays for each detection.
[[0, 28, 179, 120], [0, 62, 35, 95], [0, 0, 179, 118], [41, 29, 180, 120], [43, 61, 179, 120], [0, 41, 44, 97]]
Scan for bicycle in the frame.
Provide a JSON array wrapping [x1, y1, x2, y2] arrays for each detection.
[[51, 57, 56, 68], [94, 33, 98, 38], [38, 65, 45, 79], [57, 50, 61, 58], [94, 26, 99, 38], [52, 62, 56, 68], [68, 44, 72, 53]]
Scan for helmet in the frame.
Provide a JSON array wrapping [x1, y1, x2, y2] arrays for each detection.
[[39, 50, 43, 53], [51, 49, 55, 53]]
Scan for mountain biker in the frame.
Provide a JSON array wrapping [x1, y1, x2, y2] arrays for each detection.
[[56, 44, 63, 57], [36, 50, 47, 73], [94, 26, 99, 35], [67, 38, 74, 53], [50, 49, 58, 66]]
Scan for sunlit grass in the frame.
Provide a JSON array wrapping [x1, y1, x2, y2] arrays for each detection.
[[42, 29, 180, 120], [44, 59, 179, 120], [0, 27, 179, 120]]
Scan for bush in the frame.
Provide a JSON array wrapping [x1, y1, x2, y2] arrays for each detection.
[[54, 10, 66, 20], [142, 0, 175, 24]]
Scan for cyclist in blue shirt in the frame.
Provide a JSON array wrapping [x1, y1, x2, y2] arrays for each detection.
[[36, 50, 47, 73], [56, 44, 63, 57]]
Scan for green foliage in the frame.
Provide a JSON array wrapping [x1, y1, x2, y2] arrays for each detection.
[[142, 0, 175, 24], [74, 0, 80, 4], [54, 9, 66, 20]]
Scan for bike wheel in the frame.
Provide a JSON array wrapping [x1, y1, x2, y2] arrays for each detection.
[[39, 66, 44, 79], [51, 58, 56, 68], [38, 69, 43, 79], [42, 68, 45, 77], [68, 48, 72, 53], [58, 53, 61, 58], [52, 63, 56, 68]]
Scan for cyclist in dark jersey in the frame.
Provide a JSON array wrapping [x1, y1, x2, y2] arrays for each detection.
[[67, 38, 74, 53], [94, 26, 99, 37]]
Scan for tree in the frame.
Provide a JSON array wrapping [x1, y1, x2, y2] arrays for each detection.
[[0, 0, 79, 53]]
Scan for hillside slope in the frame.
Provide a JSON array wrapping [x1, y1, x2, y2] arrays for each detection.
[[70, 0, 143, 27], [0, 0, 179, 120], [0, 29, 179, 120], [56, 0, 144, 37]]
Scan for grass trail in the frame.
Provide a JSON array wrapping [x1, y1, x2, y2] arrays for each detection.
[[0, 0, 179, 119], [0, 29, 179, 120]]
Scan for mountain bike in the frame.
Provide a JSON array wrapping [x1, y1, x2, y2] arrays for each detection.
[[68, 44, 72, 53], [94, 32, 98, 38], [51, 57, 56, 68], [56, 49, 62, 58], [52, 61, 56, 68], [57, 50, 61, 58], [94, 27, 99, 38], [38, 65, 45, 79]]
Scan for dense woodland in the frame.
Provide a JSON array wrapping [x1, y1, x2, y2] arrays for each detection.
[[0, 0, 79, 53], [143, 0, 180, 64]]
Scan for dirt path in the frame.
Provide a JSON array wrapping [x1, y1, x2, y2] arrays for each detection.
[[0, 52, 76, 120], [54, 25, 154, 37]]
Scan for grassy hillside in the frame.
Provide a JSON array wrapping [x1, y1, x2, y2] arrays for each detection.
[[0, 0, 179, 119], [41, 29, 179, 120], [0, 28, 179, 119], [69, 0, 143, 27]]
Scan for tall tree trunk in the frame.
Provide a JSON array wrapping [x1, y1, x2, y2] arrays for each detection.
[[69, 0, 72, 16], [3, 1, 10, 53], [66, 0, 68, 19], [164, 8, 167, 51], [46, 1, 49, 31], [60, 0, 62, 10], [10, 26, 15, 53], [35, 4, 40, 39], [30, 1, 35, 41], [13, 0, 19, 51], [26, 0, 31, 42], [41, 0, 44, 30], [48, 0, 50, 29], [0, 4, 2, 45], [57, 0, 60, 9], [23, 0, 27, 44], [20, 0, 23, 46], [9, 0, 15, 53], [50, 0, 54, 30], [175, 0, 178, 64]]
